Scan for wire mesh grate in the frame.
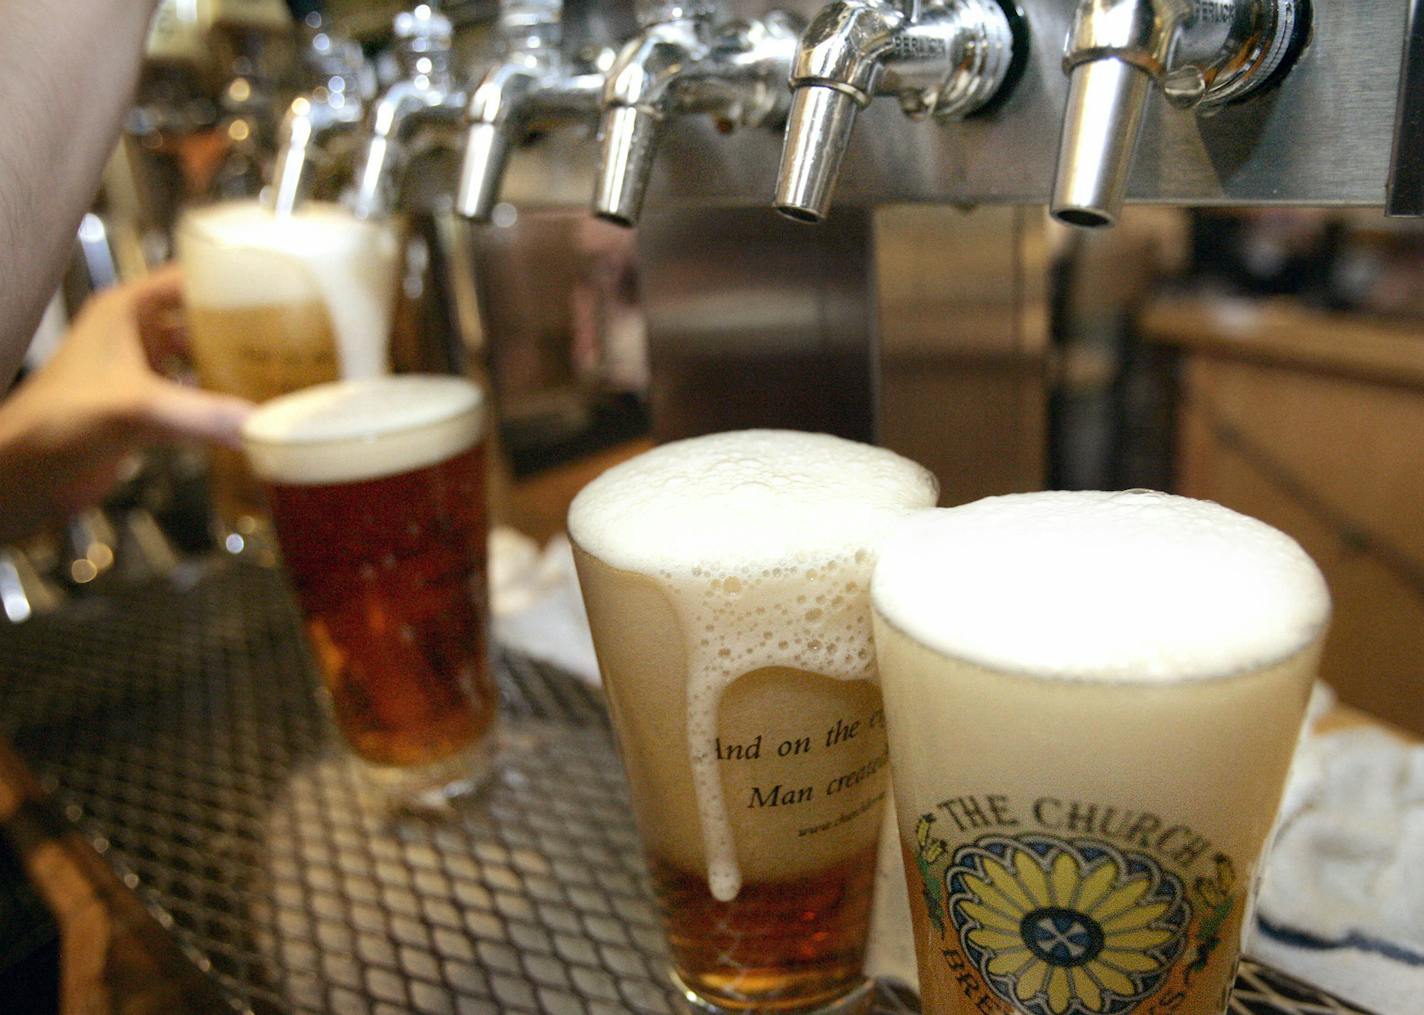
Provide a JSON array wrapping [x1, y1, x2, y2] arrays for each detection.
[[0, 561, 1371, 1015]]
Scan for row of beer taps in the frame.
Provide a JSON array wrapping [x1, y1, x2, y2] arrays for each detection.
[[271, 0, 1310, 230]]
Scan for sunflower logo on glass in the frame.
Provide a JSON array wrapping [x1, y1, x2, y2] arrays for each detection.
[[943, 833, 1191, 1015]]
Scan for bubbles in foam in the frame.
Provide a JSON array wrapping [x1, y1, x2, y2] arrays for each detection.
[[243, 375, 484, 486], [872, 491, 1330, 682], [178, 200, 399, 378], [569, 431, 937, 900]]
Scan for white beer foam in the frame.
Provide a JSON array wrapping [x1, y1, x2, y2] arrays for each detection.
[[873, 491, 1330, 682], [569, 431, 938, 901], [243, 375, 484, 486], [179, 200, 399, 378]]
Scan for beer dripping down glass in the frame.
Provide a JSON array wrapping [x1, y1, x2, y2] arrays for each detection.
[[568, 430, 938, 1014], [177, 200, 399, 560], [243, 376, 498, 807], [871, 491, 1330, 1015]]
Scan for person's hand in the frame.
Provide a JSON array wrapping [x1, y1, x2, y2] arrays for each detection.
[[0, 267, 253, 544]]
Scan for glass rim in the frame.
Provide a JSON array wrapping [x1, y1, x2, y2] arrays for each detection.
[[242, 375, 484, 450], [241, 376, 486, 488]]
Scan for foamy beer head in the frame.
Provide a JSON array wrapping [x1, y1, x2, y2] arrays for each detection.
[[243, 375, 484, 486], [872, 490, 1330, 680], [569, 431, 937, 897], [179, 200, 399, 381]]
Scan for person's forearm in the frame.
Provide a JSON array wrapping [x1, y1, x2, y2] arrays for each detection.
[[0, 0, 161, 387]]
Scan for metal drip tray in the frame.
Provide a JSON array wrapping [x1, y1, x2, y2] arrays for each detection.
[[0, 562, 1371, 1015]]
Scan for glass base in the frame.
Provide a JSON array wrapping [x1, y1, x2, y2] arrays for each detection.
[[672, 969, 876, 1015], [350, 733, 498, 814]]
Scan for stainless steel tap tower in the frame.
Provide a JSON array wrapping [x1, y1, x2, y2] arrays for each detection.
[[286, 0, 1421, 462], [587, 0, 1406, 214], [282, 0, 1422, 225]]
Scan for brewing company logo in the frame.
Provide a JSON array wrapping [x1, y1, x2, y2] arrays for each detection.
[[920, 824, 1192, 1015]]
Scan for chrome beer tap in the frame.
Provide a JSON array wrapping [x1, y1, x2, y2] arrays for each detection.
[[592, 0, 803, 227], [352, 3, 468, 218], [1051, 0, 1309, 228], [270, 18, 374, 214], [456, 0, 613, 223], [774, 0, 1020, 224]]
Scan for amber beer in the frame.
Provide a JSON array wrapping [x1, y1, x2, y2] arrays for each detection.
[[243, 376, 495, 803], [178, 200, 399, 551], [568, 431, 938, 1013], [870, 492, 1331, 1015]]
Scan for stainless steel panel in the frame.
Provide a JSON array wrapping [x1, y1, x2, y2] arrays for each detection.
[[636, 207, 878, 442], [609, 0, 1408, 209]]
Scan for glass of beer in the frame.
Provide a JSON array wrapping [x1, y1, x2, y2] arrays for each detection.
[[178, 200, 399, 557], [871, 491, 1331, 1015], [567, 431, 938, 1013], [242, 376, 497, 806]]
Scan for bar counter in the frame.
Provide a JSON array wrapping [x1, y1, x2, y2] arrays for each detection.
[[0, 451, 1378, 1015]]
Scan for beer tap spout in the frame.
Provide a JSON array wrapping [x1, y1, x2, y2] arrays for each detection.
[[593, 0, 802, 228], [775, 0, 1019, 224], [269, 17, 372, 215], [1051, 0, 1310, 229], [1050, 0, 1183, 229], [775, 0, 904, 224], [457, 0, 608, 222], [352, 4, 466, 219], [271, 93, 362, 215]]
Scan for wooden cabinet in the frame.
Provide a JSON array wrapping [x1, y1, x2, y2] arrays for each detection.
[[1145, 298, 1424, 735]]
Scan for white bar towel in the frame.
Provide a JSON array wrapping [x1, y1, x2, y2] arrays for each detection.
[[1247, 707, 1424, 1015]]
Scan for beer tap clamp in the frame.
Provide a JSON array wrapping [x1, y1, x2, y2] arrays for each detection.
[[1051, 0, 1310, 229]]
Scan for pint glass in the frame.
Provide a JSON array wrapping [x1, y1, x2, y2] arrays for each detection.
[[243, 376, 496, 804], [178, 200, 399, 554], [871, 492, 1331, 1015], [568, 431, 938, 1013]]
